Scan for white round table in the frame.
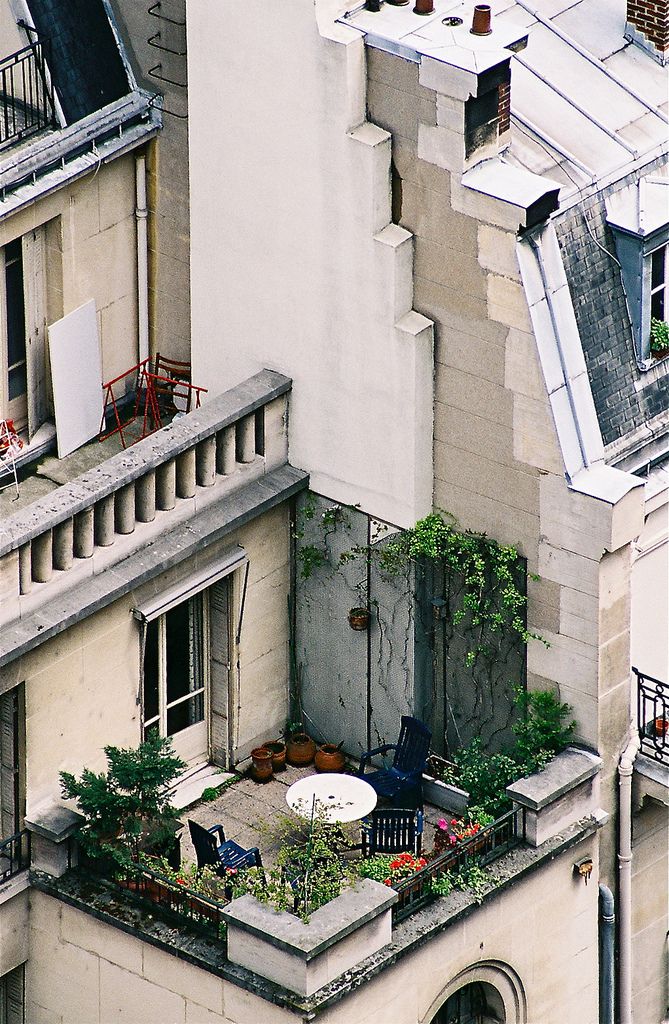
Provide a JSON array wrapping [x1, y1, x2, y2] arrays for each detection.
[[286, 773, 377, 823]]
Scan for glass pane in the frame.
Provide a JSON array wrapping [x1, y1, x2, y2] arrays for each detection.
[[165, 601, 191, 706], [167, 701, 192, 736], [5, 243, 26, 369], [651, 247, 665, 290], [8, 364, 26, 401], [651, 289, 665, 323], [143, 620, 160, 724]]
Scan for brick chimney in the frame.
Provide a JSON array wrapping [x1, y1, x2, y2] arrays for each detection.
[[625, 0, 669, 63]]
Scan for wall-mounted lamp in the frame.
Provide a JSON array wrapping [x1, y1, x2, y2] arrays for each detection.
[[573, 857, 593, 884]]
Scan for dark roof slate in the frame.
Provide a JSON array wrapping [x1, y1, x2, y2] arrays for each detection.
[[555, 163, 669, 451], [26, 0, 130, 124]]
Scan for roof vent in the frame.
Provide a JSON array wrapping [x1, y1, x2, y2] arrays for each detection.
[[471, 4, 492, 36]]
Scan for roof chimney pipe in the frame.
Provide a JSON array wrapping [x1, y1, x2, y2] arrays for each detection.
[[471, 4, 492, 35], [414, 0, 435, 13]]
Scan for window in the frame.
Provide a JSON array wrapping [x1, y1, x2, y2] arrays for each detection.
[[433, 982, 504, 1024], [606, 177, 669, 366], [650, 243, 667, 324], [143, 592, 209, 761], [0, 964, 24, 1024], [1, 240, 27, 430]]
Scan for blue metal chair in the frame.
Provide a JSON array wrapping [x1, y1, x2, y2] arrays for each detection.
[[362, 807, 424, 857], [357, 716, 432, 808], [188, 819, 262, 875]]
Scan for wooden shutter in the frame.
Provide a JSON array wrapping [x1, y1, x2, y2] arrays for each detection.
[[22, 226, 47, 439], [1, 964, 25, 1024], [0, 691, 18, 839], [209, 579, 230, 766]]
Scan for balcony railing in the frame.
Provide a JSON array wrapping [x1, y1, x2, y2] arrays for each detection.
[[0, 370, 291, 612], [635, 667, 668, 765], [392, 807, 526, 923], [0, 829, 30, 883], [115, 864, 227, 941], [0, 39, 56, 150]]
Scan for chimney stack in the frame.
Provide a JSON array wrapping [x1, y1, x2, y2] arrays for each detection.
[[625, 0, 669, 63]]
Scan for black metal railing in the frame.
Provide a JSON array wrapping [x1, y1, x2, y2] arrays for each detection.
[[115, 864, 227, 941], [0, 38, 56, 149], [0, 829, 30, 883], [392, 807, 525, 923], [635, 667, 669, 765]]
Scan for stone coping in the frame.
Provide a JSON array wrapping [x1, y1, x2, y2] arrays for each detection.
[[32, 815, 602, 1016], [0, 463, 308, 669], [24, 803, 84, 843], [506, 747, 601, 811], [222, 881, 397, 961], [0, 369, 292, 555]]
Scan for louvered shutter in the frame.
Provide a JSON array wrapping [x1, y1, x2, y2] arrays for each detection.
[[22, 226, 47, 439], [0, 691, 18, 839], [209, 579, 230, 764]]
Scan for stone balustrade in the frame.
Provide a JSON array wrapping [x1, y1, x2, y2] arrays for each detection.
[[0, 369, 290, 614]]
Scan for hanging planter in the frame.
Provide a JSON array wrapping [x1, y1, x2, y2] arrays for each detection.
[[314, 742, 346, 773], [348, 607, 370, 631], [251, 746, 273, 783], [286, 733, 317, 766]]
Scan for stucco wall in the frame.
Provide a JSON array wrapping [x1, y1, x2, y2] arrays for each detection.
[[0, 155, 139, 387], [187, 2, 434, 530], [631, 796, 669, 1024], [25, 837, 599, 1024]]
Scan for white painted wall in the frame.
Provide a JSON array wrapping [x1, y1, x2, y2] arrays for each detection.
[[631, 492, 669, 685], [187, 2, 434, 529]]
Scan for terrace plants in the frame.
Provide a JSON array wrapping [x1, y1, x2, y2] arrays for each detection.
[[356, 852, 428, 887], [60, 734, 185, 871], [650, 317, 669, 358]]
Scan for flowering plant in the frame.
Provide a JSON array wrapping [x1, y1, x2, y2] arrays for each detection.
[[357, 851, 427, 887]]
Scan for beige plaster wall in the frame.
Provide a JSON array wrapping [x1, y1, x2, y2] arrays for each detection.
[[0, 888, 28, 979], [0, 502, 290, 814], [0, 155, 139, 386], [109, 0, 191, 362], [631, 797, 669, 1024], [25, 837, 599, 1024]]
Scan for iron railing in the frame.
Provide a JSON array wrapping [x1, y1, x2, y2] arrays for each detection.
[[0, 38, 56, 149], [634, 667, 668, 765], [392, 807, 525, 923], [0, 829, 30, 883], [115, 864, 227, 940]]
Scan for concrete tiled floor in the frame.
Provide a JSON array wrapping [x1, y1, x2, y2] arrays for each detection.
[[179, 763, 445, 870]]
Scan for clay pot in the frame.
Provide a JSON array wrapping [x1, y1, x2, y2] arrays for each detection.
[[348, 607, 370, 631], [314, 743, 346, 773], [251, 746, 273, 782], [654, 718, 669, 737], [285, 733, 317, 766], [265, 740, 287, 772]]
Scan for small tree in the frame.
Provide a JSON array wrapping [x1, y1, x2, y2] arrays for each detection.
[[60, 734, 185, 870]]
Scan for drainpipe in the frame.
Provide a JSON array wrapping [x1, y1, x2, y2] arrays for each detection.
[[599, 883, 615, 1024], [135, 153, 150, 366], [618, 727, 641, 1024]]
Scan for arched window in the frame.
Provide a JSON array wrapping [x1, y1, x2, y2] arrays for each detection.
[[433, 981, 505, 1024]]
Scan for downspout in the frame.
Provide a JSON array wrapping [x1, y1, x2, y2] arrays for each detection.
[[135, 153, 150, 365], [618, 727, 641, 1024], [599, 883, 615, 1024]]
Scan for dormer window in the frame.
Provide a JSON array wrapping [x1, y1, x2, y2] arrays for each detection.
[[605, 176, 669, 367]]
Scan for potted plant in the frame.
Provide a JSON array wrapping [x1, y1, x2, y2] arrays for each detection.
[[314, 742, 346, 773], [250, 746, 273, 783], [286, 732, 317, 766], [650, 318, 669, 360], [60, 734, 185, 872], [264, 739, 287, 771]]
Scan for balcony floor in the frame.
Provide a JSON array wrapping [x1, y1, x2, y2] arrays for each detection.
[[179, 762, 447, 871]]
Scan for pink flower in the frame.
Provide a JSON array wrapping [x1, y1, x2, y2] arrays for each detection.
[[437, 818, 448, 831], [449, 835, 457, 845]]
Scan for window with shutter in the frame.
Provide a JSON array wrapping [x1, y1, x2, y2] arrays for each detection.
[[0, 964, 25, 1024], [0, 689, 21, 840]]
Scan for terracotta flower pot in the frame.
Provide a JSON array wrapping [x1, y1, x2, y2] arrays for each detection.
[[314, 743, 346, 773], [251, 746, 273, 782], [654, 718, 669, 737], [265, 740, 287, 771], [285, 733, 317, 766], [348, 607, 370, 631]]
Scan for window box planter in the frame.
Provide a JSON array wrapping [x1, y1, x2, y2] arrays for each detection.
[[422, 770, 470, 815]]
